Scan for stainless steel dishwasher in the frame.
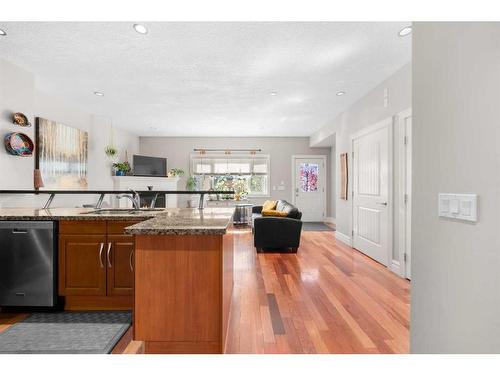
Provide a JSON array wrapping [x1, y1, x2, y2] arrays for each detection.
[[0, 221, 57, 307]]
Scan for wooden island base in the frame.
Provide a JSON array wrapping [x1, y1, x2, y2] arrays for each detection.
[[133, 231, 234, 354]]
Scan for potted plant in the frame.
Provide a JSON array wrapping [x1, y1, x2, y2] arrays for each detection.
[[168, 168, 185, 178], [214, 176, 234, 200], [112, 161, 131, 176], [186, 175, 198, 208], [233, 178, 249, 201], [104, 145, 118, 159], [186, 175, 197, 191]]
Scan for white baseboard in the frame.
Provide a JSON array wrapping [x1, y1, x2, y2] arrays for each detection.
[[390, 260, 401, 276], [335, 231, 352, 246], [324, 217, 336, 224]]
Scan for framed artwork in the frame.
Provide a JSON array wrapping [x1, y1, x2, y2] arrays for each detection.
[[35, 117, 88, 189], [340, 152, 348, 200]]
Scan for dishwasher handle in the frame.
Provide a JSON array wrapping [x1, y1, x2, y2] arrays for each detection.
[[12, 229, 28, 234]]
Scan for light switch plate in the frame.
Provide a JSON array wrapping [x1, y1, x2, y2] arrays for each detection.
[[439, 193, 478, 222]]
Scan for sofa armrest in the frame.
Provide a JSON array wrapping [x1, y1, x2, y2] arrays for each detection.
[[252, 205, 263, 214]]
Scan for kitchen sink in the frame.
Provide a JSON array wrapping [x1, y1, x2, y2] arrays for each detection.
[[81, 208, 164, 215]]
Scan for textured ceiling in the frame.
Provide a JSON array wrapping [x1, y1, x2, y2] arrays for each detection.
[[0, 22, 411, 136]]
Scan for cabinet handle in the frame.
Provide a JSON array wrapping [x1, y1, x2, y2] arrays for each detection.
[[107, 242, 112, 268], [98, 243, 104, 268], [129, 249, 134, 272]]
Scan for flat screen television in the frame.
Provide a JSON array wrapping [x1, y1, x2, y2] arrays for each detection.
[[133, 155, 167, 177]]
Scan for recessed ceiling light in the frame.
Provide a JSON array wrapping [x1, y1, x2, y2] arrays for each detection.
[[336, 91, 346, 96], [133, 24, 148, 35], [269, 92, 278, 96], [94, 91, 104, 97], [0, 29, 6, 36], [398, 26, 412, 37]]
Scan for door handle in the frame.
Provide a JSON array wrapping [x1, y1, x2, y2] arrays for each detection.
[[98, 243, 105, 268], [129, 249, 134, 272], [107, 242, 112, 268], [377, 202, 388, 206]]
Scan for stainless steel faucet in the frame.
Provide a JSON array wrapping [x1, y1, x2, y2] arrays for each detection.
[[116, 189, 140, 209]]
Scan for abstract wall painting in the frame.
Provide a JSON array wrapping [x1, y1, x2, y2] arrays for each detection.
[[35, 117, 88, 190]]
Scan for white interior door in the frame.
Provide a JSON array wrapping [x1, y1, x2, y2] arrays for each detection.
[[352, 122, 390, 266], [404, 115, 412, 279], [293, 157, 325, 222]]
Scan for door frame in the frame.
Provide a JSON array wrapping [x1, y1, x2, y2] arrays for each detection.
[[291, 155, 327, 221], [396, 108, 412, 278], [350, 117, 394, 268]]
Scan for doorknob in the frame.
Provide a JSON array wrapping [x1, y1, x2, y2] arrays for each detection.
[[377, 202, 388, 206]]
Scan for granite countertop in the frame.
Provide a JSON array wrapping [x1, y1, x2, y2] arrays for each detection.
[[124, 208, 235, 235], [0, 207, 235, 235], [0, 207, 160, 221]]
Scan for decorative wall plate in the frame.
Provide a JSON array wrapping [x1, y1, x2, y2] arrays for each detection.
[[12, 112, 32, 127], [4, 132, 34, 156]]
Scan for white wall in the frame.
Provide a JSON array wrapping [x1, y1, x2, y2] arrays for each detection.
[[411, 22, 500, 353], [310, 63, 411, 263], [139, 137, 331, 212], [0, 58, 139, 208]]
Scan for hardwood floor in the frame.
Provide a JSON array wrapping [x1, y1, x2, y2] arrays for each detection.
[[0, 228, 409, 354], [225, 228, 410, 353], [0, 313, 29, 334]]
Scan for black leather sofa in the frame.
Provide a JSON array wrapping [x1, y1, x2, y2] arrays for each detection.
[[252, 200, 303, 253]]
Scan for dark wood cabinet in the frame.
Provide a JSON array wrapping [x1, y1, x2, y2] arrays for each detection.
[[58, 220, 139, 310], [106, 235, 134, 296], [58, 234, 107, 296]]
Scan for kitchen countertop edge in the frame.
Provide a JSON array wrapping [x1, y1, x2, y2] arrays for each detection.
[[0, 207, 235, 235]]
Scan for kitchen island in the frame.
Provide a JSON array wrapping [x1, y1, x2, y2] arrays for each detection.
[[125, 208, 235, 354], [0, 207, 235, 354]]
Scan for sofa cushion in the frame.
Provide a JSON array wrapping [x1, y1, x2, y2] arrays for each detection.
[[262, 209, 289, 217], [263, 200, 277, 211], [276, 200, 300, 219]]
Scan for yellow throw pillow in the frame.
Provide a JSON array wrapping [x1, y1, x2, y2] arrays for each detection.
[[262, 209, 289, 217], [262, 200, 277, 211]]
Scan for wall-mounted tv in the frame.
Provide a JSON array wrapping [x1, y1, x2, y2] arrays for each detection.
[[133, 155, 167, 177]]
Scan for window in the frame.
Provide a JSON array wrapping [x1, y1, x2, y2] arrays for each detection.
[[190, 154, 270, 197]]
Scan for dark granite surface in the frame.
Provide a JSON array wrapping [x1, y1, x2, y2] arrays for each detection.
[[124, 208, 235, 235], [0, 207, 234, 235], [0, 208, 158, 221]]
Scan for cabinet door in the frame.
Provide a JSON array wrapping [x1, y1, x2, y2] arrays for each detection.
[[106, 234, 134, 296], [59, 234, 107, 296]]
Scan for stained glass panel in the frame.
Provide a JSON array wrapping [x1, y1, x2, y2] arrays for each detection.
[[300, 163, 318, 192]]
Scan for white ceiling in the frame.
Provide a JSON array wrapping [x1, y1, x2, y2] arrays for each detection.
[[0, 22, 411, 137]]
